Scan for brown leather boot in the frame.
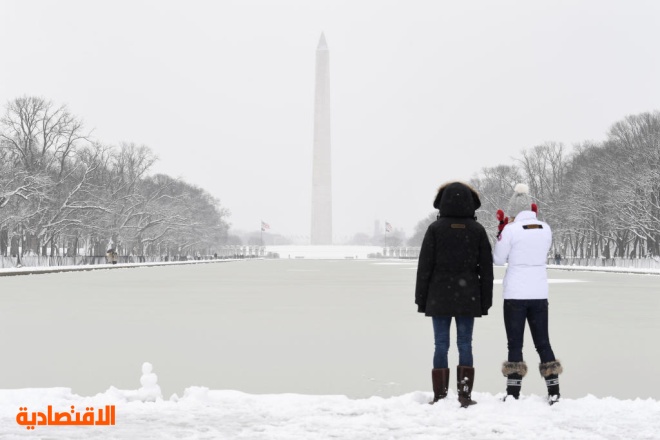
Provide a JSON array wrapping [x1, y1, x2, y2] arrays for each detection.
[[457, 365, 477, 408], [429, 368, 449, 404]]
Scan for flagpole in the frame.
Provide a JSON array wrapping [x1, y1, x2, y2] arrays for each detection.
[[260, 220, 263, 246]]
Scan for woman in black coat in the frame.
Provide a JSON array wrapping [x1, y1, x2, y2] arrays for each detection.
[[415, 181, 493, 407]]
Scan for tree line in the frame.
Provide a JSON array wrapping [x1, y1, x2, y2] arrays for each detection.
[[410, 111, 660, 259], [0, 96, 230, 259]]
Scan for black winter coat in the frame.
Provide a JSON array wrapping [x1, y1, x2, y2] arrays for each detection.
[[415, 182, 494, 317]]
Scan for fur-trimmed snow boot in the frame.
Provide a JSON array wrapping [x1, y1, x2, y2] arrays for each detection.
[[539, 360, 562, 405], [429, 368, 449, 404], [457, 365, 477, 408], [502, 361, 528, 400]]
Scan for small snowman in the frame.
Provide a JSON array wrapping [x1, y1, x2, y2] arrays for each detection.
[[137, 362, 163, 402]]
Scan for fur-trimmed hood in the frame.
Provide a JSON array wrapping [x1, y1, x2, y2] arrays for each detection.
[[433, 182, 481, 218]]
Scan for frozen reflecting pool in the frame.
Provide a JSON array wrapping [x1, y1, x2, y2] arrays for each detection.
[[1, 259, 658, 400]]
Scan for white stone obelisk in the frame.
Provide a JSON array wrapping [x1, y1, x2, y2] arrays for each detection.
[[311, 33, 333, 245]]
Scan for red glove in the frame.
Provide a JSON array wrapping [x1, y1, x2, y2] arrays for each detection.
[[531, 203, 538, 216], [496, 209, 509, 239]]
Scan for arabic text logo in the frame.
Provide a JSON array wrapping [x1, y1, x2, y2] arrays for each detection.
[[16, 405, 115, 429]]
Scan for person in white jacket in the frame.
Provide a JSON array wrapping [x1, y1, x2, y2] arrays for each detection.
[[492, 184, 562, 404]]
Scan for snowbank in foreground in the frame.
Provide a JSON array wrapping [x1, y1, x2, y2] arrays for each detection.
[[1, 387, 657, 440]]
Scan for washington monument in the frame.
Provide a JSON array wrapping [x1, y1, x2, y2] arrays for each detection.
[[311, 33, 332, 245]]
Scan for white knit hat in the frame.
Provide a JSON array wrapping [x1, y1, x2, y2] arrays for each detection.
[[507, 184, 533, 217]]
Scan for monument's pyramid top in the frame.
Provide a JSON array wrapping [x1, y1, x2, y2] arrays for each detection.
[[317, 33, 328, 51]]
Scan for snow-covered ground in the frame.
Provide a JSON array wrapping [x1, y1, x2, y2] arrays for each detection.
[[2, 385, 659, 439], [265, 245, 385, 259], [548, 263, 660, 275], [0, 258, 236, 276], [1, 259, 659, 439]]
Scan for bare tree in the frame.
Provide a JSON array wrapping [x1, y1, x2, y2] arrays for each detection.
[[0, 96, 232, 262], [0, 96, 90, 175]]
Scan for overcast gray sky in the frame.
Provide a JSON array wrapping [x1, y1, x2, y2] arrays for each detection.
[[2, 0, 659, 241]]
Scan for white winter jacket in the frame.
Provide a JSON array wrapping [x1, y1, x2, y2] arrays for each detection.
[[492, 210, 552, 300]]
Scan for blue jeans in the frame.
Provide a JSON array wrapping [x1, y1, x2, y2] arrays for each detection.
[[503, 299, 556, 363], [432, 316, 475, 369]]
